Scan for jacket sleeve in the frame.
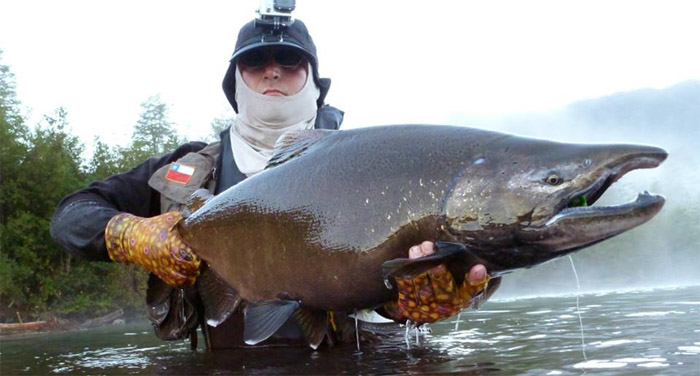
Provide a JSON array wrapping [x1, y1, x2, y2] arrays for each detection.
[[50, 142, 207, 261]]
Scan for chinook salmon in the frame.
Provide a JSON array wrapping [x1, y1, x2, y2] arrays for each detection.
[[180, 125, 666, 348]]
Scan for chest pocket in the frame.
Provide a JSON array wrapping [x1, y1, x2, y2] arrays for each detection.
[[148, 142, 219, 213], [145, 142, 219, 344]]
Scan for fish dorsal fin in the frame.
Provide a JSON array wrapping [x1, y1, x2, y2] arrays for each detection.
[[195, 267, 242, 327], [266, 129, 332, 169], [243, 300, 300, 345], [293, 308, 329, 350]]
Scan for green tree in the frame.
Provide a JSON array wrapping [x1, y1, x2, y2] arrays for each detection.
[[87, 137, 121, 180], [1, 52, 151, 322], [0, 50, 31, 314], [130, 95, 180, 155], [0, 106, 87, 316], [0, 50, 29, 217], [209, 112, 235, 141]]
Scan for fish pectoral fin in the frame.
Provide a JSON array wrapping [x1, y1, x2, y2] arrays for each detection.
[[243, 300, 300, 345], [145, 274, 172, 325], [293, 308, 329, 350], [381, 241, 469, 281], [195, 267, 242, 327], [266, 129, 332, 169]]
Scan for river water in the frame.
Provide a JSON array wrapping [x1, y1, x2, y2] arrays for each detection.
[[1, 285, 698, 375]]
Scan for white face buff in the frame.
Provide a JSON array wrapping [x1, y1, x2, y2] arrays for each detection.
[[229, 63, 320, 176]]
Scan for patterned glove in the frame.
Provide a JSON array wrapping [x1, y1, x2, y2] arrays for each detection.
[[383, 264, 490, 324], [105, 212, 201, 287]]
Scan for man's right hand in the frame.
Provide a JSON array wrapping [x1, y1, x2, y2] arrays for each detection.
[[105, 212, 201, 287]]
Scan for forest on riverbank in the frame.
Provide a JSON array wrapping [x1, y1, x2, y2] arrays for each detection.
[[0, 52, 226, 324]]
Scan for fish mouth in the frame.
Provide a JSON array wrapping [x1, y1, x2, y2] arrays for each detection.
[[546, 191, 665, 228], [549, 153, 667, 227], [560, 152, 667, 213]]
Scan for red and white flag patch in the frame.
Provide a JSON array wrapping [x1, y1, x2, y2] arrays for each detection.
[[165, 163, 195, 184]]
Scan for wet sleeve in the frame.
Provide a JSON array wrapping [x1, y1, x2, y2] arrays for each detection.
[[50, 142, 207, 261]]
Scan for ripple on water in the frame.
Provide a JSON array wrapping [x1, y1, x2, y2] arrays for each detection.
[[52, 345, 168, 372], [678, 346, 700, 354], [492, 335, 515, 340], [525, 310, 552, 315], [616, 357, 667, 363], [5, 286, 698, 375], [638, 362, 670, 368], [625, 311, 685, 317], [618, 357, 670, 369], [590, 339, 647, 348], [574, 357, 671, 370], [527, 334, 547, 339], [663, 301, 700, 305], [573, 359, 627, 369]]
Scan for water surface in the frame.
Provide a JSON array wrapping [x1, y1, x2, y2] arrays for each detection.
[[1, 286, 698, 375]]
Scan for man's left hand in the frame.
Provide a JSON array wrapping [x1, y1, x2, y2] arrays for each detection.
[[383, 241, 491, 323]]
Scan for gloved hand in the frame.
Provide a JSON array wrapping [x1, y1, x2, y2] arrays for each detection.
[[383, 241, 491, 324], [105, 212, 201, 287]]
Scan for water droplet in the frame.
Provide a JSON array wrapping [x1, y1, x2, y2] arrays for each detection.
[[384, 278, 393, 289]]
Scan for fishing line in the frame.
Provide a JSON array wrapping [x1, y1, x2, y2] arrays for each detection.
[[454, 312, 462, 331], [354, 311, 360, 352], [568, 255, 588, 361]]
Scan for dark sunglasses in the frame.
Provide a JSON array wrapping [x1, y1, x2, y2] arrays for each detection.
[[238, 47, 305, 69]]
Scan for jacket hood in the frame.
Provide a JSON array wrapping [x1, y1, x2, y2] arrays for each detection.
[[222, 19, 331, 113]]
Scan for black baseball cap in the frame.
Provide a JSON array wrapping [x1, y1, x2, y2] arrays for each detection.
[[222, 19, 331, 113]]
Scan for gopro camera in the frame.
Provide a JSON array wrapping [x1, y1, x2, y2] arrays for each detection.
[[256, 0, 296, 29]]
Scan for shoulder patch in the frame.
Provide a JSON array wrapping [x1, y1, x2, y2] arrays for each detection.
[[165, 163, 196, 184]]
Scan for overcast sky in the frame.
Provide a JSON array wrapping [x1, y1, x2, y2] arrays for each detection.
[[2, 0, 699, 146]]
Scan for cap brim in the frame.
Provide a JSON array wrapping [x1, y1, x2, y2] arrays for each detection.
[[229, 42, 314, 63]]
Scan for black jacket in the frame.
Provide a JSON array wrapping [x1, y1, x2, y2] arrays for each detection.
[[51, 106, 344, 349], [50, 105, 343, 262]]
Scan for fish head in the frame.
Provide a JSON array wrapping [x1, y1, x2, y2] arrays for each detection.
[[443, 138, 667, 273]]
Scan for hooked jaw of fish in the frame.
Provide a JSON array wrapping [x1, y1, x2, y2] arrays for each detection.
[[509, 144, 668, 270], [441, 143, 668, 274]]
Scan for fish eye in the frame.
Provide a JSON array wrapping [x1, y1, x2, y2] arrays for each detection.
[[545, 174, 563, 185]]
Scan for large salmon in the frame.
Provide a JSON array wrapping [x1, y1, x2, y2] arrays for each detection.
[[180, 125, 666, 347]]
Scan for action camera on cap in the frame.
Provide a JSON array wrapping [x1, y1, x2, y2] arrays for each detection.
[[256, 0, 296, 29]]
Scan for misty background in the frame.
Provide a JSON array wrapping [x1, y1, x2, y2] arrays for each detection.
[[454, 80, 700, 298]]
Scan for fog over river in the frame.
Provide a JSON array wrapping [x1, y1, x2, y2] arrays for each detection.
[[454, 81, 700, 298]]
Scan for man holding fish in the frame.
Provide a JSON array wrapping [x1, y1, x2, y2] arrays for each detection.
[[51, 17, 495, 349]]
